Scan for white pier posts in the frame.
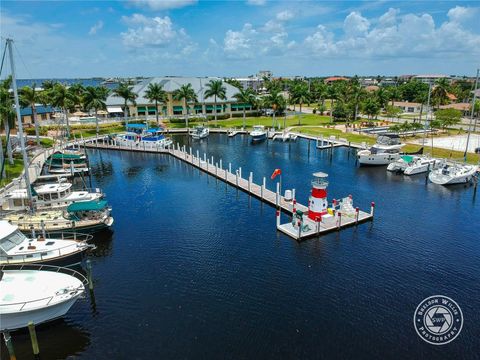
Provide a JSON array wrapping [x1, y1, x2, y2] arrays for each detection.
[[239, 167, 242, 180], [248, 172, 252, 193], [184, 146, 187, 160], [189, 147, 192, 159], [229, 163, 232, 174], [316, 216, 321, 235], [203, 153, 207, 165], [356, 207, 359, 224], [292, 189, 296, 213], [211, 156, 214, 166], [261, 177, 266, 199], [297, 219, 302, 239], [236, 170, 239, 186], [338, 212, 342, 229], [219, 159, 222, 170], [276, 182, 280, 207], [370, 202, 375, 216], [276, 209, 281, 227], [215, 163, 218, 177]]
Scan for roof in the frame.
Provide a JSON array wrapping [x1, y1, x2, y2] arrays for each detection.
[[126, 123, 148, 129], [20, 105, 55, 117], [67, 200, 108, 212], [413, 74, 450, 79], [106, 77, 241, 106], [324, 76, 348, 82], [439, 103, 470, 111], [51, 153, 82, 160], [313, 172, 328, 178], [0, 220, 18, 239], [393, 101, 422, 107], [365, 85, 379, 92]]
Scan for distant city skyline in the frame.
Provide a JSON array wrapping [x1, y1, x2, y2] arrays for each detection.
[[1, 1, 479, 78]]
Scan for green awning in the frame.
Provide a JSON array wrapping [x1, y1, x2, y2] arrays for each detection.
[[206, 105, 222, 110], [137, 106, 146, 111], [51, 153, 82, 160], [67, 200, 108, 212], [194, 105, 203, 110], [401, 155, 414, 163]]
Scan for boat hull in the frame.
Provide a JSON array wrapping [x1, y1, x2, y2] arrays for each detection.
[[250, 134, 267, 142], [1, 249, 85, 268], [0, 296, 82, 332], [429, 172, 476, 185], [358, 153, 400, 166]]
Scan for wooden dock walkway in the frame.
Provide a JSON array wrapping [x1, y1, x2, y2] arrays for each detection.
[[83, 136, 374, 241]]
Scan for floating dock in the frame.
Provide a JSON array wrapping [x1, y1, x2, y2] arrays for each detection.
[[83, 136, 374, 241]]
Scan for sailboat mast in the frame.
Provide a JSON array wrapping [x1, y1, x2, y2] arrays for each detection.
[[7, 38, 33, 210], [464, 68, 479, 162], [423, 82, 432, 146]]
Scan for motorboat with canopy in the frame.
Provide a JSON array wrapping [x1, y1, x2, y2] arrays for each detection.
[[0, 264, 87, 331], [115, 123, 172, 149], [357, 134, 404, 165], [190, 125, 210, 140]]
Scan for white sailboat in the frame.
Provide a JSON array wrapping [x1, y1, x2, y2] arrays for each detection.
[[428, 162, 477, 185], [0, 264, 87, 331]]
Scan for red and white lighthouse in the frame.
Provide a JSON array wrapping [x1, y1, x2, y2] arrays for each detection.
[[308, 172, 329, 222]]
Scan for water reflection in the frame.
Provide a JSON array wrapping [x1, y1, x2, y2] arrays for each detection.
[[0, 320, 90, 360]]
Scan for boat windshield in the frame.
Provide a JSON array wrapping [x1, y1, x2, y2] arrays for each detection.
[[0, 230, 27, 252]]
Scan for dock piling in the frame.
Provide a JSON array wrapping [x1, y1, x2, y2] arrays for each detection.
[[236, 170, 239, 186], [86, 259, 94, 290], [3, 332, 16, 360], [355, 207, 359, 224], [28, 321, 40, 359], [229, 163, 232, 174], [219, 159, 222, 169], [262, 177, 265, 199], [276, 182, 280, 207], [248, 172, 252, 192], [337, 212, 342, 229], [239, 167, 242, 179], [370, 202, 375, 216], [276, 210, 280, 227]]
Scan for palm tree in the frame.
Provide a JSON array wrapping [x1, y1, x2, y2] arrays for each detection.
[[233, 88, 255, 129], [144, 83, 167, 125], [112, 82, 138, 124], [349, 80, 365, 123], [264, 90, 286, 129], [83, 86, 109, 136], [0, 77, 16, 168], [432, 78, 450, 108], [326, 84, 337, 122], [19, 84, 41, 145], [387, 86, 401, 106], [173, 84, 197, 128], [204, 79, 227, 125], [291, 83, 310, 125], [50, 83, 77, 138]]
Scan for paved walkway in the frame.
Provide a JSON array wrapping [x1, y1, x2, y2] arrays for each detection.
[[411, 133, 480, 153]]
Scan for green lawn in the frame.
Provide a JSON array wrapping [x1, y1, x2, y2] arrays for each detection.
[[1, 158, 24, 187], [167, 114, 332, 129], [290, 126, 377, 145]]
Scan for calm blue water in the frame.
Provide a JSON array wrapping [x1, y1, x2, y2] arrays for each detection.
[[3, 135, 479, 359], [16, 78, 117, 89]]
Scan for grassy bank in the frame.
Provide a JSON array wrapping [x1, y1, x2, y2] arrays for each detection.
[[1, 158, 24, 187], [290, 126, 377, 145]]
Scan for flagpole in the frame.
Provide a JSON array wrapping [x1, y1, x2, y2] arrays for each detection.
[[279, 174, 282, 199]]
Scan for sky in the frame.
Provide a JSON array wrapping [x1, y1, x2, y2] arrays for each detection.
[[1, 0, 479, 78]]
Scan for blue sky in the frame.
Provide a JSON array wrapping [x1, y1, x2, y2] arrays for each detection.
[[1, 0, 479, 78]]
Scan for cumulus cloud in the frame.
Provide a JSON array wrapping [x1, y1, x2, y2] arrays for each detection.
[[88, 20, 103, 35], [128, 0, 197, 11], [303, 7, 480, 59], [276, 10, 294, 21], [121, 15, 183, 47]]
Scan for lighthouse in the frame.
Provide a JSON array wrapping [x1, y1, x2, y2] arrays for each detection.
[[308, 172, 329, 222]]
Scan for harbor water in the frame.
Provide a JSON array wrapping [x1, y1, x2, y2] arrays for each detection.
[[2, 134, 479, 359]]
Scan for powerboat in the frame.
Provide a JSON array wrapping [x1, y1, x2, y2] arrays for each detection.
[[0, 264, 87, 331], [250, 125, 267, 142], [44, 151, 89, 175], [357, 134, 404, 166], [404, 157, 443, 176], [115, 124, 172, 149], [0, 221, 92, 266], [387, 155, 442, 175], [428, 163, 478, 185], [191, 125, 209, 140], [4, 200, 114, 234], [1, 181, 103, 212]]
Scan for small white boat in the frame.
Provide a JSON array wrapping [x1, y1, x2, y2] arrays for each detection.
[[357, 134, 404, 166], [1, 181, 103, 212], [0, 221, 92, 266], [191, 125, 210, 140], [250, 125, 267, 142], [428, 163, 478, 185], [0, 265, 87, 331], [404, 157, 443, 176]]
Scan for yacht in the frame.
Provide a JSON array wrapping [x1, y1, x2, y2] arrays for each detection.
[[115, 124, 172, 149], [0, 221, 92, 266], [44, 151, 89, 175], [190, 125, 210, 140], [357, 134, 404, 166], [4, 200, 114, 234], [0, 265, 87, 331], [428, 163, 478, 185], [387, 155, 418, 173], [1, 181, 103, 212], [250, 125, 267, 142]]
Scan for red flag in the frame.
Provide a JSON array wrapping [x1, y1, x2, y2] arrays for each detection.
[[271, 168, 281, 180]]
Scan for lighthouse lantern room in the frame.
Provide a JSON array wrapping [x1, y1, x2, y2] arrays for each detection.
[[308, 172, 329, 222]]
